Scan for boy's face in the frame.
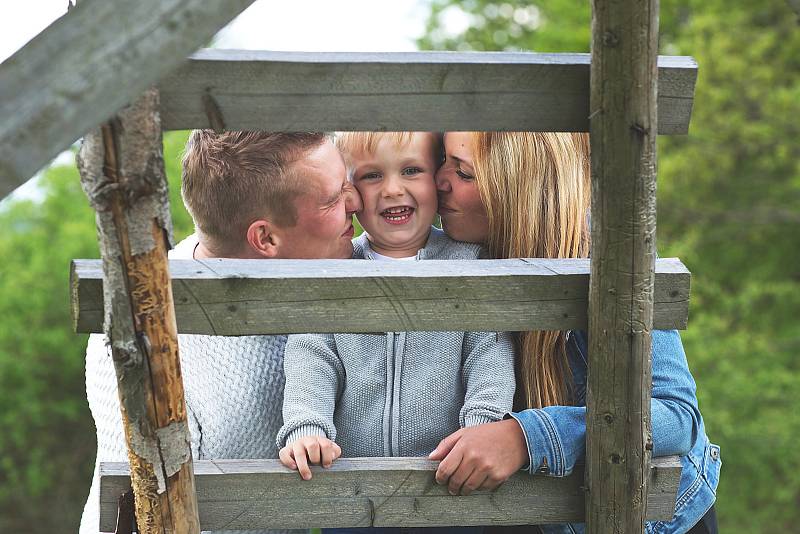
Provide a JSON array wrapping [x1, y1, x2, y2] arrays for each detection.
[[350, 134, 439, 257]]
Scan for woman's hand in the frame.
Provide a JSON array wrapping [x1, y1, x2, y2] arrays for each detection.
[[279, 436, 342, 480], [429, 418, 529, 495]]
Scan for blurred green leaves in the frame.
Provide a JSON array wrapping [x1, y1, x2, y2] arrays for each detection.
[[0, 131, 192, 532]]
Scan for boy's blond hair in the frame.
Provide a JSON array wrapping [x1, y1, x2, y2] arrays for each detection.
[[181, 130, 326, 254], [335, 132, 441, 169]]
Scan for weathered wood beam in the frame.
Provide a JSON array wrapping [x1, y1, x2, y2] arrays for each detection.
[[0, 0, 256, 200], [587, 0, 659, 532], [99, 457, 682, 532], [77, 89, 198, 533], [157, 50, 696, 134], [71, 258, 691, 335]]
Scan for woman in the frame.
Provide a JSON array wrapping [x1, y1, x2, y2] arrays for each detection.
[[431, 132, 720, 534]]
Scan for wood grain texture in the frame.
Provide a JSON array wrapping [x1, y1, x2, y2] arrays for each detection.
[[98, 457, 682, 531], [156, 49, 696, 134], [0, 0, 255, 199], [587, 0, 659, 532], [77, 89, 199, 533], [71, 258, 691, 335]]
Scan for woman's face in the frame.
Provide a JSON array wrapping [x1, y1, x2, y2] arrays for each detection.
[[435, 132, 490, 244]]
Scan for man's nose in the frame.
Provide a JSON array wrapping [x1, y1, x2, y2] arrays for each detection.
[[344, 184, 362, 214], [435, 168, 452, 192]]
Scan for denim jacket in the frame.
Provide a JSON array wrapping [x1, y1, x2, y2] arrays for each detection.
[[508, 330, 720, 534]]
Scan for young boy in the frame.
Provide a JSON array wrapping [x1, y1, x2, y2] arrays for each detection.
[[277, 132, 515, 481]]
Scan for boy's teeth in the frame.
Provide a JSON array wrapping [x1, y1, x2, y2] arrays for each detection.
[[382, 206, 414, 222], [384, 207, 409, 214]]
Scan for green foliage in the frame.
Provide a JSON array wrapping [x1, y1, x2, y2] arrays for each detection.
[[0, 131, 192, 532], [420, 1, 800, 531]]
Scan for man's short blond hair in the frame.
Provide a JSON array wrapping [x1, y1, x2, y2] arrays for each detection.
[[181, 130, 326, 254]]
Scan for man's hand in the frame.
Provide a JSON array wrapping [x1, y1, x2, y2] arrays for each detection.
[[279, 435, 342, 480], [428, 418, 529, 495]]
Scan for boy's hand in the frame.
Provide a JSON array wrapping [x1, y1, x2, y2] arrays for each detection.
[[279, 436, 342, 480]]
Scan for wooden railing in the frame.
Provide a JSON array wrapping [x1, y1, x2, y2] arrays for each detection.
[[157, 50, 696, 134], [71, 258, 691, 335], [73, 256, 691, 529], [99, 457, 682, 531]]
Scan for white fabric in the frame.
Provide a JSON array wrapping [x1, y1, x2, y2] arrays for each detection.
[[80, 234, 294, 534], [369, 250, 417, 261]]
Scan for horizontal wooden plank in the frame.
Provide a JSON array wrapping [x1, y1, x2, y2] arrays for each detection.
[[72, 258, 690, 334], [99, 456, 681, 531], [157, 50, 697, 134], [0, 0, 255, 200]]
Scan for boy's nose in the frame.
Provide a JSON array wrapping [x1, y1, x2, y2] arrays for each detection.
[[382, 175, 405, 197]]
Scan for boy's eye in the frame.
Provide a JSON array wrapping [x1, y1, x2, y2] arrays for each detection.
[[456, 168, 474, 181], [360, 172, 381, 181], [401, 167, 423, 176]]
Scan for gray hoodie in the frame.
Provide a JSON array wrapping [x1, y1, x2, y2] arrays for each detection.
[[277, 227, 516, 457]]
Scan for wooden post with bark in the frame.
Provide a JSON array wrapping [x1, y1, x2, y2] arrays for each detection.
[[77, 88, 200, 534], [587, 0, 659, 532]]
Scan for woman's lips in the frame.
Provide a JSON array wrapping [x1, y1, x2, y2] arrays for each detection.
[[438, 204, 457, 214], [342, 223, 355, 238]]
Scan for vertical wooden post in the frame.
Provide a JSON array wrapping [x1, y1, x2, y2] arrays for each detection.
[[587, 0, 659, 532], [77, 88, 200, 534]]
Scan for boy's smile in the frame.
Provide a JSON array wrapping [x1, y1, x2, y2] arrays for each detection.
[[381, 205, 415, 224], [350, 133, 439, 258]]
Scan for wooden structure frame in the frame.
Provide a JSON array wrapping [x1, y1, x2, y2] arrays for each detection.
[[0, 0, 694, 532]]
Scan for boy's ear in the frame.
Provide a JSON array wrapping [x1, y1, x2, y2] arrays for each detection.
[[245, 219, 281, 258]]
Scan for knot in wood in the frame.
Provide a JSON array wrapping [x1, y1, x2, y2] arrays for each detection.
[[602, 30, 619, 47], [610, 453, 622, 464], [603, 413, 614, 425]]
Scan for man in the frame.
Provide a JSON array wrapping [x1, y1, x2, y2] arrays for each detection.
[[80, 131, 361, 534]]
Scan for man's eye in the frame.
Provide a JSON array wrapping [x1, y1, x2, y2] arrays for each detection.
[[402, 167, 423, 176], [456, 168, 474, 181]]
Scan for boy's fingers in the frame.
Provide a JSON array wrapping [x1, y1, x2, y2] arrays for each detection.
[[279, 446, 297, 470], [429, 430, 462, 461], [333, 441, 342, 460], [321, 440, 338, 468], [306, 439, 322, 465], [293, 442, 312, 480]]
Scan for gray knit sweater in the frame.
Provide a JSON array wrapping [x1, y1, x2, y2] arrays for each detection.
[[80, 234, 294, 534], [277, 227, 516, 457]]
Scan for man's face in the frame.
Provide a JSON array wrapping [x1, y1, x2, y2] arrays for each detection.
[[275, 140, 361, 259]]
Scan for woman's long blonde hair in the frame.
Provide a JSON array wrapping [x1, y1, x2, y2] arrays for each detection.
[[472, 132, 591, 409]]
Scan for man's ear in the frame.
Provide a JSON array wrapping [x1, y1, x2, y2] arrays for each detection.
[[245, 219, 281, 258]]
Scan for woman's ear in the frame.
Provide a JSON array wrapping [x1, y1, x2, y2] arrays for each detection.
[[245, 219, 280, 258]]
